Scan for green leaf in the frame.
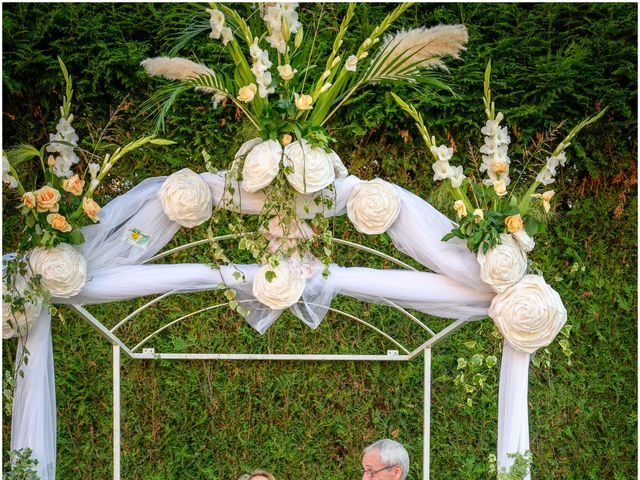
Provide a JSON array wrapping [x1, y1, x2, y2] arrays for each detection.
[[525, 217, 540, 236], [456, 357, 467, 370], [485, 355, 498, 368], [265, 270, 276, 283], [149, 138, 177, 146], [68, 229, 85, 245]]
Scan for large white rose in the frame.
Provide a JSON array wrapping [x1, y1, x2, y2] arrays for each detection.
[[252, 261, 306, 309], [477, 234, 528, 293], [3, 271, 43, 339], [489, 274, 567, 353], [158, 168, 212, 228], [29, 243, 87, 298], [284, 140, 335, 194], [346, 179, 401, 234], [241, 139, 282, 193]]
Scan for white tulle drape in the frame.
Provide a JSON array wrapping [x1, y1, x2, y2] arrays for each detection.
[[10, 310, 56, 480], [498, 342, 532, 479], [9, 170, 531, 478]]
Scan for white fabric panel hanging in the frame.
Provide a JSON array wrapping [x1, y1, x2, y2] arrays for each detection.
[[10, 310, 56, 480], [498, 342, 532, 479]]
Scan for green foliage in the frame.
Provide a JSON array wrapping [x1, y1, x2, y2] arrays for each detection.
[[3, 449, 39, 480]]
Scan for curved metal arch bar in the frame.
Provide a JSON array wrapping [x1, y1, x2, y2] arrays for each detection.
[[382, 298, 436, 337], [331, 238, 417, 272], [111, 289, 181, 333], [142, 234, 249, 265], [131, 300, 409, 355], [131, 299, 254, 352], [142, 235, 417, 273], [301, 301, 410, 354]]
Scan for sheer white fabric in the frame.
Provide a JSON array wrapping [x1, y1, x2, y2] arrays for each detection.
[[498, 342, 532, 479], [10, 310, 56, 480], [388, 187, 491, 293], [80, 177, 180, 271], [202, 172, 361, 219], [10, 170, 532, 478]]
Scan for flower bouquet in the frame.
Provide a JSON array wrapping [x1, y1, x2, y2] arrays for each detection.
[[393, 61, 605, 352], [141, 2, 469, 308], [393, 61, 606, 257], [2, 58, 172, 339]]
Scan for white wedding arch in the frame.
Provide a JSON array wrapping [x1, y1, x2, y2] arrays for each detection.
[[10, 171, 533, 480]]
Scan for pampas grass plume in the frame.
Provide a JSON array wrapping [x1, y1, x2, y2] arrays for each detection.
[[377, 24, 469, 72], [140, 57, 215, 81]]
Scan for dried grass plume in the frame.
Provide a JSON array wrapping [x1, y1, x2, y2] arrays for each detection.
[[373, 24, 469, 78], [140, 57, 215, 81]]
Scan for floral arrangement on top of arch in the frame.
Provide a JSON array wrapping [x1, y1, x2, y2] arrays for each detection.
[[133, 1, 602, 349], [3, 2, 605, 478], [2, 0, 606, 372]]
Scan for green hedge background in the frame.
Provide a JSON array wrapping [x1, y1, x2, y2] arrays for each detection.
[[2, 3, 637, 479]]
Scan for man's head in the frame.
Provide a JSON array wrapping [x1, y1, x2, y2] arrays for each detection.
[[237, 470, 275, 480], [361, 439, 409, 480]]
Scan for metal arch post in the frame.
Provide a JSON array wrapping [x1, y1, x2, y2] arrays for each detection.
[[424, 347, 431, 480], [113, 344, 121, 480]]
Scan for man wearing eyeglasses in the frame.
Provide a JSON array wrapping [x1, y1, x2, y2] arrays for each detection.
[[360, 439, 409, 480]]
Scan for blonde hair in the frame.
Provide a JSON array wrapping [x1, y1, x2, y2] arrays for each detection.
[[237, 470, 276, 480]]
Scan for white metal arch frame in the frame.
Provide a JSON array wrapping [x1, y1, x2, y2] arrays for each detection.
[[69, 234, 471, 480]]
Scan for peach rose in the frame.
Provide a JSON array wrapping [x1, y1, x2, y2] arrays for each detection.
[[35, 186, 61, 213], [281, 134, 293, 146], [46, 213, 72, 232], [294, 93, 313, 111], [505, 214, 524, 233], [237, 84, 257, 102], [82, 197, 101, 223], [22, 192, 36, 209], [63, 174, 85, 196]]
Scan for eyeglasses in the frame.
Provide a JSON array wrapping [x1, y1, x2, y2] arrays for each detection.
[[360, 464, 398, 479]]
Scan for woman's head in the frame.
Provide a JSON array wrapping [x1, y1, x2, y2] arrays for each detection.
[[238, 470, 275, 480]]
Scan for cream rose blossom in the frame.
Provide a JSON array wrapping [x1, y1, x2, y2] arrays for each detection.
[[488, 274, 567, 353], [158, 168, 212, 228], [237, 84, 257, 102], [252, 261, 306, 309], [241, 140, 282, 193], [477, 233, 528, 293], [29, 243, 87, 298], [347, 179, 401, 235], [284, 140, 335, 194], [294, 92, 313, 111], [277, 64, 297, 81]]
